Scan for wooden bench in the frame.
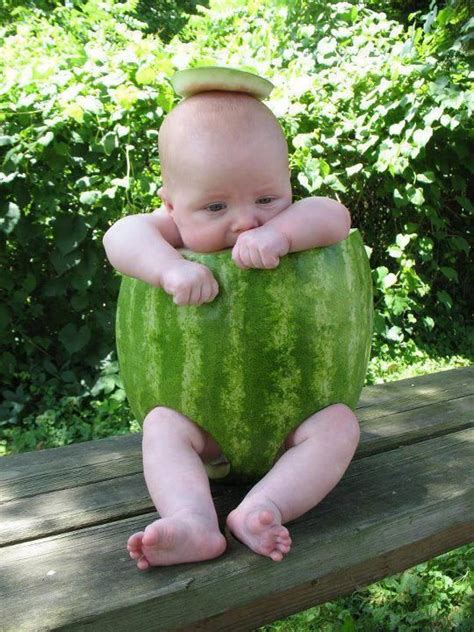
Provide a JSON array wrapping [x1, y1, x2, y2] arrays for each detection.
[[1, 367, 473, 631]]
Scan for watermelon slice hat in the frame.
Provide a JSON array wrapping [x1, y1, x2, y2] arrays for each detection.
[[170, 66, 274, 100]]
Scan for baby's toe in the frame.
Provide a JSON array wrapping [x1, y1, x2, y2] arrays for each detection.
[[137, 555, 150, 571], [127, 531, 144, 552], [270, 549, 284, 562], [276, 526, 290, 539]]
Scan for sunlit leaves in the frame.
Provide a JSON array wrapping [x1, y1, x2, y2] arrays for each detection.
[[0, 0, 471, 406]]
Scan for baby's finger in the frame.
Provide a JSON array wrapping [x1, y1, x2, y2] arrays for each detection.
[[249, 246, 265, 269], [189, 283, 203, 305], [202, 278, 219, 303], [262, 253, 279, 269], [173, 286, 191, 306], [240, 244, 254, 268], [232, 245, 248, 269], [211, 278, 219, 299], [199, 281, 213, 304]]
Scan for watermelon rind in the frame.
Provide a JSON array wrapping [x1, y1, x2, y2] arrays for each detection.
[[170, 66, 274, 100], [116, 229, 373, 483]]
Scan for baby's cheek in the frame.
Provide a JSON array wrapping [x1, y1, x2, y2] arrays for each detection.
[[181, 227, 227, 253]]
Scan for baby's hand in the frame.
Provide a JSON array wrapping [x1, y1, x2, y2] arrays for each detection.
[[232, 225, 290, 269], [160, 260, 219, 306]]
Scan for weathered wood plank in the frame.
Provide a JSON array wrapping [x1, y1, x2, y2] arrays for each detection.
[[356, 365, 472, 420], [0, 367, 471, 505], [1, 389, 472, 546], [0, 433, 142, 503], [186, 523, 471, 632], [1, 428, 472, 632], [357, 393, 473, 457]]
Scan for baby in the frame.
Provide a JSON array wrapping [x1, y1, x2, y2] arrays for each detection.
[[103, 90, 360, 568]]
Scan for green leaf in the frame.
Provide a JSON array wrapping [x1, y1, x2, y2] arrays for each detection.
[[53, 216, 88, 255], [37, 131, 54, 146], [416, 171, 435, 183], [50, 250, 81, 276], [115, 124, 129, 138], [450, 236, 469, 253], [412, 127, 433, 148], [101, 132, 118, 156], [407, 186, 425, 206], [136, 65, 156, 85], [386, 325, 404, 342], [439, 266, 458, 281], [80, 190, 102, 205], [0, 136, 15, 146], [373, 266, 389, 286], [373, 311, 387, 335], [396, 233, 411, 250], [388, 245, 403, 259], [0, 172, 18, 184], [346, 163, 363, 176], [389, 121, 405, 136], [0, 202, 21, 234], [58, 323, 91, 354], [437, 290, 453, 310], [423, 316, 435, 331], [383, 273, 397, 288]]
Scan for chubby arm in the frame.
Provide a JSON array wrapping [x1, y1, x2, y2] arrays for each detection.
[[102, 209, 218, 305], [102, 208, 183, 286], [232, 197, 351, 269], [266, 197, 351, 252]]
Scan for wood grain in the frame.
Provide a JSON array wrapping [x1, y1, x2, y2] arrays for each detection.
[[1, 427, 472, 632]]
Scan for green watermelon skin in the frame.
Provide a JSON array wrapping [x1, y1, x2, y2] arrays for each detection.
[[116, 229, 373, 483]]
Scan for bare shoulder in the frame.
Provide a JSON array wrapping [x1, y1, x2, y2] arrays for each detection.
[[150, 207, 184, 247]]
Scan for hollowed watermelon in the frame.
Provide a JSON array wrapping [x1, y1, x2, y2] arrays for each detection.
[[116, 229, 373, 483]]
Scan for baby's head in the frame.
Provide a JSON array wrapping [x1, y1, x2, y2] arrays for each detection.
[[158, 91, 292, 252]]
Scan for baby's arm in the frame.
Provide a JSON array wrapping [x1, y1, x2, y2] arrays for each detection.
[[232, 197, 351, 269], [103, 209, 219, 305]]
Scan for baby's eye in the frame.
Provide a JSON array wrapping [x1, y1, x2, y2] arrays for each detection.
[[206, 202, 226, 213], [257, 197, 275, 205]]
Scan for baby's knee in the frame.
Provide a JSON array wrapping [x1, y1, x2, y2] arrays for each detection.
[[329, 403, 360, 448], [143, 406, 177, 432], [142, 406, 207, 452]]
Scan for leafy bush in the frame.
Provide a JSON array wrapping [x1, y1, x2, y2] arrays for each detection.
[[0, 0, 175, 393], [174, 0, 473, 350], [259, 543, 474, 631], [1, 0, 472, 451]]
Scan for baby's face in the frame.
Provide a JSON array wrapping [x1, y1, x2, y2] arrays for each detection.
[[160, 130, 292, 252]]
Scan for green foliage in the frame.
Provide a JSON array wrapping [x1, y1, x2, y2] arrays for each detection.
[[0, 3, 471, 623], [0, 0, 176, 400], [258, 543, 474, 631], [0, 353, 137, 456], [133, 0, 210, 40], [1, 0, 472, 445]]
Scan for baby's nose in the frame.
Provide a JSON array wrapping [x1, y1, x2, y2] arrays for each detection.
[[232, 210, 260, 233]]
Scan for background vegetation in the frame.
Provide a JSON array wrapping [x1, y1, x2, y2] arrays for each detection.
[[1, 0, 472, 629]]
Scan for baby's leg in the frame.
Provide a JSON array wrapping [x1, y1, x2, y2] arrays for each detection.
[[226, 404, 359, 561], [127, 406, 227, 569]]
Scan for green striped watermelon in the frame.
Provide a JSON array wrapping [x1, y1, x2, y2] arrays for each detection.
[[116, 229, 373, 483]]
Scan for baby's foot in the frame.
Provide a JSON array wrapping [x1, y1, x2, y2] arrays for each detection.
[[127, 512, 227, 569], [226, 498, 292, 562]]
